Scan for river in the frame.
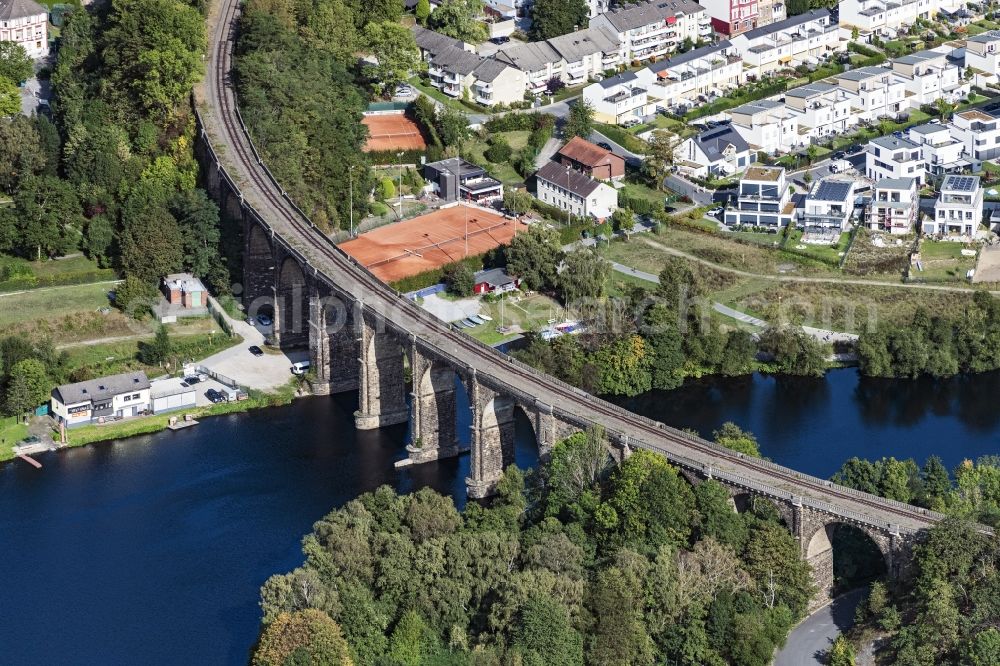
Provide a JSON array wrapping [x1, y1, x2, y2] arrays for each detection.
[[1, 368, 998, 664]]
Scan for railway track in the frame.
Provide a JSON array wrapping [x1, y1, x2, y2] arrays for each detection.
[[205, 0, 944, 533]]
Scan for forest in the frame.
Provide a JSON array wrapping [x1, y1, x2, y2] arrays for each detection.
[[252, 427, 816, 665]]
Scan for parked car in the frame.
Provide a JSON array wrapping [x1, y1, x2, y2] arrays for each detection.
[[248, 345, 264, 357], [291, 361, 311, 375], [256, 313, 272, 327], [831, 151, 846, 161], [489, 35, 510, 45], [597, 142, 612, 151], [205, 389, 225, 404], [184, 376, 201, 385], [707, 207, 724, 217]]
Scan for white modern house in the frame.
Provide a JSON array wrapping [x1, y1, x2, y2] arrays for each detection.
[[783, 81, 855, 142], [0, 0, 48, 60], [724, 165, 795, 229], [835, 66, 907, 122], [801, 179, 857, 232], [950, 108, 1000, 163], [591, 0, 711, 65], [51, 371, 152, 427], [638, 41, 744, 113], [965, 31, 1000, 85], [907, 122, 968, 177], [674, 123, 753, 177], [729, 10, 841, 79], [870, 177, 918, 234], [927, 174, 983, 236], [729, 99, 804, 154], [866, 135, 926, 185], [535, 161, 618, 219], [583, 72, 650, 125], [890, 49, 968, 109], [839, 0, 948, 41]]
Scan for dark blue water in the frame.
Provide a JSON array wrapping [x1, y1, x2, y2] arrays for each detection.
[[2, 368, 1000, 664], [620, 368, 1000, 478]]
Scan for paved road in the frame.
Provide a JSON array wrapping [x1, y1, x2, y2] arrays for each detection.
[[589, 130, 644, 168], [774, 588, 867, 666]]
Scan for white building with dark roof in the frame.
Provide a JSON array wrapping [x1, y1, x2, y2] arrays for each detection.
[[535, 161, 618, 219], [51, 371, 152, 426], [890, 48, 968, 109], [839, 0, 948, 41], [965, 30, 1000, 83], [870, 177, 918, 235], [866, 135, 925, 185], [0, 0, 47, 59], [725, 165, 795, 229], [546, 26, 621, 84], [801, 179, 857, 232], [412, 26, 525, 106], [927, 174, 983, 236], [591, 0, 711, 64], [674, 123, 753, 177], [637, 40, 744, 112], [835, 66, 907, 122], [729, 9, 841, 78], [729, 99, 804, 154], [783, 81, 855, 141], [582, 71, 650, 125]]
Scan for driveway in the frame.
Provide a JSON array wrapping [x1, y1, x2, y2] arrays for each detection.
[[774, 588, 867, 666], [589, 130, 644, 168], [420, 293, 485, 323]]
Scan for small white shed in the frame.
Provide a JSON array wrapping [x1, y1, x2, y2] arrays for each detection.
[[151, 379, 197, 414]]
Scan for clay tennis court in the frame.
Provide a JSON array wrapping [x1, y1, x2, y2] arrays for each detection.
[[362, 113, 427, 152], [340, 205, 528, 283]]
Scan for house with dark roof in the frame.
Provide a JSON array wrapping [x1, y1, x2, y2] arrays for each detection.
[[582, 71, 650, 125], [473, 268, 519, 295], [535, 161, 618, 219], [729, 9, 840, 78], [557, 136, 625, 181], [802, 178, 858, 232], [591, 0, 711, 64], [51, 371, 152, 426], [424, 158, 504, 204], [637, 40, 743, 111], [411, 26, 526, 106], [0, 0, 48, 58], [675, 124, 753, 177]]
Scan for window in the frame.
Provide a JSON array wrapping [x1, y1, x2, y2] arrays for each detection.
[[132, 393, 140, 400], [123, 395, 131, 402]]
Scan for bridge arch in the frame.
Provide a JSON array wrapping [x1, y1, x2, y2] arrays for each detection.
[[276, 255, 309, 347], [804, 520, 891, 608], [243, 222, 275, 316]]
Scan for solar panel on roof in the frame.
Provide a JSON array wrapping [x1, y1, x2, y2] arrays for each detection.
[[946, 175, 978, 192]]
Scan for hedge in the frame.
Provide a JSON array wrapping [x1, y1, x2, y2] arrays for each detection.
[[367, 148, 426, 166], [390, 254, 486, 293], [617, 191, 658, 215], [847, 42, 881, 58], [484, 112, 556, 133]]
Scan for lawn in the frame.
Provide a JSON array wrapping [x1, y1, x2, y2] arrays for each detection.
[[784, 228, 852, 266], [0, 253, 115, 292], [0, 416, 29, 461], [594, 123, 648, 154], [914, 240, 977, 282], [0, 281, 114, 329], [465, 130, 532, 185]]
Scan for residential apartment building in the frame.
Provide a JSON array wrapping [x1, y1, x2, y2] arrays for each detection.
[[890, 49, 968, 108], [495, 41, 566, 96], [535, 161, 618, 219], [724, 165, 795, 229], [927, 174, 983, 236], [729, 10, 841, 78], [591, 0, 711, 65], [729, 99, 804, 154], [674, 123, 753, 177], [835, 66, 907, 122], [950, 108, 1000, 163], [0, 0, 47, 59], [865, 135, 925, 185], [699, 0, 760, 36], [965, 31, 1000, 85], [51, 372, 152, 427], [756, 0, 787, 26], [870, 177, 918, 234], [582, 72, 650, 125], [907, 122, 967, 177], [638, 41, 744, 112], [412, 26, 526, 106], [783, 81, 854, 141], [556, 136, 626, 181], [424, 158, 504, 204], [839, 0, 945, 40], [546, 26, 621, 86], [801, 179, 857, 232]]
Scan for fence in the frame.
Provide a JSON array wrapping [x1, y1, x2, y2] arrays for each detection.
[[205, 295, 235, 338], [406, 283, 446, 300]]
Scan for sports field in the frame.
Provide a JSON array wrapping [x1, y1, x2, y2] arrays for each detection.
[[340, 205, 527, 282], [362, 113, 427, 152]]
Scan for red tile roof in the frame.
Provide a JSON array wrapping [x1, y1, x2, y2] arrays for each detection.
[[557, 136, 615, 168]]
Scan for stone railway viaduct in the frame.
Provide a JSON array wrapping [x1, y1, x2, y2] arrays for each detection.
[[198, 0, 949, 611]]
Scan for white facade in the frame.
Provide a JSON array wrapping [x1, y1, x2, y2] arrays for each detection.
[[950, 109, 1000, 163], [965, 31, 1000, 84], [0, 0, 47, 60], [674, 124, 753, 177], [907, 122, 967, 177], [870, 177, 918, 235], [51, 371, 152, 426], [724, 166, 795, 229], [783, 82, 855, 142], [866, 135, 925, 185], [535, 162, 618, 219], [729, 99, 804, 154], [583, 72, 650, 125], [638, 41, 744, 112], [729, 9, 842, 79], [801, 179, 857, 232], [591, 0, 711, 65], [890, 49, 968, 109], [835, 66, 907, 122], [926, 174, 983, 236], [839, 0, 943, 38]]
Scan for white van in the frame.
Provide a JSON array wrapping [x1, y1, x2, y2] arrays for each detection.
[[290, 361, 311, 375]]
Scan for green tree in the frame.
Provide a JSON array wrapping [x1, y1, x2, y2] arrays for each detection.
[[558, 248, 610, 303], [0, 77, 20, 117], [713, 422, 761, 457], [119, 204, 184, 283], [363, 22, 420, 96], [379, 177, 396, 201], [253, 609, 354, 666], [114, 275, 159, 317], [610, 206, 634, 233], [502, 188, 532, 215], [829, 635, 856, 666], [643, 129, 681, 188], [505, 225, 562, 290], [444, 262, 475, 296], [513, 593, 584, 666], [415, 0, 431, 23], [139, 325, 172, 365], [13, 175, 84, 261], [594, 335, 653, 397], [758, 327, 827, 377], [530, 0, 589, 40], [484, 137, 512, 163], [435, 106, 469, 147], [429, 0, 488, 42], [0, 42, 32, 84], [0, 116, 48, 194], [656, 257, 700, 313], [564, 99, 595, 139], [643, 303, 686, 391], [170, 189, 225, 288], [385, 610, 428, 666], [587, 563, 655, 665], [5, 358, 49, 418], [694, 480, 748, 550]]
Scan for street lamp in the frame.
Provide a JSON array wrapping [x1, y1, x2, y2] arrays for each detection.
[[349, 165, 356, 237], [397, 152, 404, 214]]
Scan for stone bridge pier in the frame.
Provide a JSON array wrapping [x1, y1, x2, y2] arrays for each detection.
[[307, 290, 359, 395], [407, 340, 461, 463], [354, 314, 408, 430], [465, 373, 516, 499]]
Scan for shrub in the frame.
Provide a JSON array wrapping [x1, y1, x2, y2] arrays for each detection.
[[484, 138, 512, 163], [379, 177, 396, 201]]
